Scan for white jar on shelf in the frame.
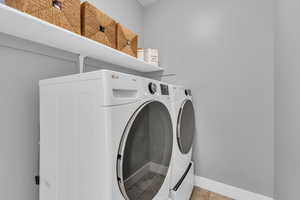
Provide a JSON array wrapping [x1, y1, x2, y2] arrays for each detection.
[[144, 48, 159, 66]]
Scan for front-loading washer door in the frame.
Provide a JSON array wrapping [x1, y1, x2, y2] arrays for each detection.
[[117, 101, 173, 200], [177, 99, 195, 154]]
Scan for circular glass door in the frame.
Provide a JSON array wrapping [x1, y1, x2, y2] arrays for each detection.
[[117, 101, 173, 200], [177, 99, 195, 154]]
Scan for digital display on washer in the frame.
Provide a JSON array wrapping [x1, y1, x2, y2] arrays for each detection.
[[160, 84, 169, 95]]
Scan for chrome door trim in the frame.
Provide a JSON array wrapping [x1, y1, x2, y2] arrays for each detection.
[[177, 99, 195, 154], [116, 100, 154, 200]]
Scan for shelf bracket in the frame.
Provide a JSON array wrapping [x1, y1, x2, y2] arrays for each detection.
[[78, 54, 86, 73]]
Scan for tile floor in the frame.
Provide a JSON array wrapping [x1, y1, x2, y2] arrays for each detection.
[[191, 187, 233, 200]]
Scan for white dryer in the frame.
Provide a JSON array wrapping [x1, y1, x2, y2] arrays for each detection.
[[169, 85, 196, 200], [39, 70, 174, 200]]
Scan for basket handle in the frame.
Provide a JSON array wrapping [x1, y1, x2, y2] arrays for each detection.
[[99, 26, 105, 32], [52, 0, 62, 10]]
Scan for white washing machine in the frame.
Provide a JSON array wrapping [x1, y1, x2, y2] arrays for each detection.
[[169, 85, 195, 200], [39, 70, 174, 200]]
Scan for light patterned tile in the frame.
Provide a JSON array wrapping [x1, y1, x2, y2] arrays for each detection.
[[209, 192, 233, 200], [191, 187, 210, 200], [190, 187, 233, 200]]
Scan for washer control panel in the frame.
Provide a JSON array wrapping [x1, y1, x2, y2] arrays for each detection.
[[160, 84, 169, 95]]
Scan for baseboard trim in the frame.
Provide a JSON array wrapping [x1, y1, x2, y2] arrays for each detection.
[[194, 176, 274, 200]]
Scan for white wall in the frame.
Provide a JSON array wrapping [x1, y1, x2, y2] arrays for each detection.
[[144, 0, 274, 197], [275, 0, 300, 200]]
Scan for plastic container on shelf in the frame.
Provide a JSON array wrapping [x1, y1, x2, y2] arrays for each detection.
[[144, 48, 159, 66]]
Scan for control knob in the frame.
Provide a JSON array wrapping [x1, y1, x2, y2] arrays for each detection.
[[148, 82, 157, 94], [185, 89, 189, 96]]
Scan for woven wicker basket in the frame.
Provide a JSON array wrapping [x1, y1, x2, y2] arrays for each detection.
[[117, 24, 138, 58], [5, 0, 81, 34], [81, 2, 117, 49]]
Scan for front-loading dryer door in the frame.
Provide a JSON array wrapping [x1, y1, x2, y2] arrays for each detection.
[[177, 99, 195, 154], [117, 101, 173, 200]]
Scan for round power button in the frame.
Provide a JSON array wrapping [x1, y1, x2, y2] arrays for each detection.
[[148, 83, 157, 94]]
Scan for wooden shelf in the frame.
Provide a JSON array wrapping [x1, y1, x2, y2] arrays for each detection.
[[0, 4, 163, 73]]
